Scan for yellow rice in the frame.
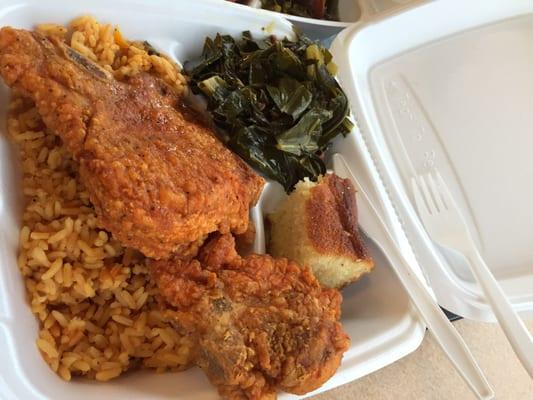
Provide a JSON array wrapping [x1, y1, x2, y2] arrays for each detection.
[[37, 16, 187, 94], [8, 17, 193, 381]]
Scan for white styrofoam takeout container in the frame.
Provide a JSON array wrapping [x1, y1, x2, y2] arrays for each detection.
[[4, 0, 532, 398], [0, 0, 427, 399], [330, 0, 533, 322]]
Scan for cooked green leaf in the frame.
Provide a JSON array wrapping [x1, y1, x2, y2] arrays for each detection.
[[272, 46, 305, 78], [198, 76, 230, 101], [186, 31, 353, 191], [276, 108, 332, 155], [266, 77, 312, 119]]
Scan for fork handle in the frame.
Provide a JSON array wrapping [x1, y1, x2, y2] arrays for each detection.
[[465, 243, 533, 378]]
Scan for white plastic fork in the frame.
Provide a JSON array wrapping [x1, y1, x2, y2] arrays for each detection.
[[412, 170, 533, 378]]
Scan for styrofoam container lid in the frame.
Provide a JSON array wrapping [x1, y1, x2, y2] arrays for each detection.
[[331, 0, 533, 322], [0, 0, 426, 399]]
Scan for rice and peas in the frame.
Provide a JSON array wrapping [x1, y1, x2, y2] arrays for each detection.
[[8, 16, 192, 382]]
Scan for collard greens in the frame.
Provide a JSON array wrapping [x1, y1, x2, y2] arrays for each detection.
[[187, 31, 353, 191]]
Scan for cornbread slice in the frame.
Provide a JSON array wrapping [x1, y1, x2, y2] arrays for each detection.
[[268, 174, 374, 289]]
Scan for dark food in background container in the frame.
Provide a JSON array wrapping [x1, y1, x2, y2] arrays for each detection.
[[227, 0, 340, 21]]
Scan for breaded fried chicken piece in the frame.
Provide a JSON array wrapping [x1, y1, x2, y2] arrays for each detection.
[[151, 234, 350, 399], [0, 27, 264, 259]]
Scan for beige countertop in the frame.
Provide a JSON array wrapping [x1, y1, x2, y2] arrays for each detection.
[[313, 319, 533, 400]]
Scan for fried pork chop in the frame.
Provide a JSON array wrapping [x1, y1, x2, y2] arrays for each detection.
[[152, 234, 350, 399], [0, 27, 264, 259]]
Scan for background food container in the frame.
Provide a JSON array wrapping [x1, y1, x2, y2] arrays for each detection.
[[0, 0, 426, 399], [217, 0, 419, 39]]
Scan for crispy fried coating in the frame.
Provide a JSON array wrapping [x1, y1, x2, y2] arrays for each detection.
[[0, 27, 264, 259], [151, 234, 350, 399]]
